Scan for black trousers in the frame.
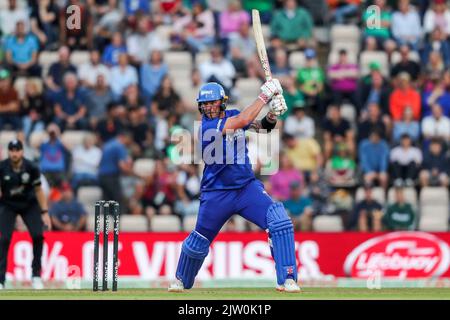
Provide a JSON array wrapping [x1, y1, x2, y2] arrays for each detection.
[[99, 174, 125, 214], [0, 202, 44, 284], [391, 162, 419, 180]]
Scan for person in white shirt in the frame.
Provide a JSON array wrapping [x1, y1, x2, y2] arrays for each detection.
[[77, 49, 110, 88], [391, 0, 422, 51], [390, 133, 422, 186], [109, 53, 138, 99], [0, 0, 29, 36], [421, 103, 450, 142], [284, 104, 315, 139], [423, 0, 450, 38], [126, 16, 169, 66], [199, 46, 236, 96], [70, 134, 102, 192]]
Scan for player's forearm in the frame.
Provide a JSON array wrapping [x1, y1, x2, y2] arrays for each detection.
[[239, 98, 266, 126], [35, 186, 48, 212]]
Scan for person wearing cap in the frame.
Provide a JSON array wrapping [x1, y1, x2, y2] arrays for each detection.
[[49, 182, 87, 232], [0, 68, 21, 130], [0, 139, 52, 290], [389, 71, 421, 122], [296, 48, 325, 114]]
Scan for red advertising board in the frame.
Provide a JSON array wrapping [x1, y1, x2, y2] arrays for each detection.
[[5, 231, 450, 282]]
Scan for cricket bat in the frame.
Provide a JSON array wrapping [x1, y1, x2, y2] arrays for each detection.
[[252, 9, 272, 81]]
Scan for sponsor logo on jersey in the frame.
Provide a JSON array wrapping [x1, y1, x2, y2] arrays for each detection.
[[344, 232, 450, 278]]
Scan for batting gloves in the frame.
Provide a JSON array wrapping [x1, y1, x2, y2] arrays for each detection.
[[269, 95, 288, 116], [258, 78, 283, 104]]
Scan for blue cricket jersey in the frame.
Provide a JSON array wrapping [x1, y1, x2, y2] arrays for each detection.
[[199, 109, 255, 191]]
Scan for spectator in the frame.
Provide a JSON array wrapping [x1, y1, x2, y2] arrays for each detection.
[[85, 74, 114, 129], [71, 134, 102, 192], [176, 3, 215, 55], [109, 53, 138, 99], [391, 0, 422, 50], [422, 27, 450, 68], [390, 45, 421, 81], [127, 106, 153, 157], [392, 107, 420, 144], [422, 77, 450, 117], [284, 104, 315, 139], [101, 31, 127, 67], [328, 0, 360, 24], [120, 84, 147, 115], [59, 0, 93, 50], [151, 75, 182, 120], [280, 76, 306, 122], [0, 0, 29, 36], [270, 0, 315, 51], [420, 138, 450, 187], [283, 134, 322, 178], [357, 103, 388, 143], [383, 185, 416, 230], [53, 73, 88, 130], [156, 0, 182, 24], [141, 159, 177, 219], [124, 0, 150, 27], [282, 181, 313, 231], [96, 102, 126, 143], [29, 0, 60, 49], [39, 123, 69, 187], [242, 0, 275, 24], [423, 0, 450, 38], [362, 0, 393, 50], [4, 21, 40, 77], [390, 133, 422, 186], [351, 184, 383, 231], [325, 142, 357, 187], [323, 105, 355, 159], [359, 129, 390, 189], [88, 0, 123, 51], [219, 0, 250, 45], [49, 182, 87, 231], [228, 22, 258, 78], [126, 16, 169, 66], [139, 50, 169, 102], [22, 80, 48, 141], [327, 49, 359, 107], [45, 46, 77, 94], [270, 48, 291, 80], [77, 49, 110, 88], [268, 153, 304, 201], [425, 51, 445, 80], [389, 72, 421, 121], [297, 48, 325, 114], [421, 103, 450, 142], [357, 64, 391, 115], [98, 130, 134, 213], [0, 68, 21, 130], [308, 170, 333, 216], [198, 46, 236, 98], [174, 164, 201, 217]]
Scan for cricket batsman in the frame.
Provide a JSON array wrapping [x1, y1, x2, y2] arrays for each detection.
[[168, 79, 300, 293]]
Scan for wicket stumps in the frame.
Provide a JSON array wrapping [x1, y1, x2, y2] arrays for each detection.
[[93, 200, 120, 292]]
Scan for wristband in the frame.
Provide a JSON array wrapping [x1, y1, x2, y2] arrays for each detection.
[[261, 114, 277, 131]]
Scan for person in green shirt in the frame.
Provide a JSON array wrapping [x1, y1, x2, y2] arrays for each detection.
[[242, 0, 274, 23], [325, 142, 356, 187], [383, 185, 415, 230], [270, 0, 315, 51], [281, 76, 305, 121], [362, 0, 396, 50], [296, 48, 326, 114]]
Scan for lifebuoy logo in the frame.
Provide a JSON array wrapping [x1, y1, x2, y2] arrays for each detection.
[[344, 232, 450, 278]]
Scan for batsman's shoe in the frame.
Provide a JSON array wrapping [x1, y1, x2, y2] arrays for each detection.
[[276, 279, 301, 293], [168, 279, 184, 293], [0, 283, 4, 290], [32, 277, 44, 290]]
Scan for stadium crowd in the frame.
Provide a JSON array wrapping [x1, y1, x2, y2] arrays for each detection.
[[0, 0, 449, 232]]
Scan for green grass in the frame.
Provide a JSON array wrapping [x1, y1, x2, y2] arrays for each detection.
[[0, 288, 450, 300]]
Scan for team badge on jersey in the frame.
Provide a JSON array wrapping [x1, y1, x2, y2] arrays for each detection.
[[21, 172, 30, 184]]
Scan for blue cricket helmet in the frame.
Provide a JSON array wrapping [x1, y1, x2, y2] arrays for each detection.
[[197, 82, 228, 115]]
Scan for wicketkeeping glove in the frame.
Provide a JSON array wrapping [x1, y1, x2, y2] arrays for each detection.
[[258, 78, 283, 104], [269, 94, 288, 116]]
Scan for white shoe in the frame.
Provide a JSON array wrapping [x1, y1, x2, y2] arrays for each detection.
[[0, 283, 4, 290], [32, 277, 44, 290], [276, 279, 301, 293], [168, 279, 184, 293]]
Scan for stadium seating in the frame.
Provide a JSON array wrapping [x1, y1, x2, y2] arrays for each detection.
[[133, 158, 156, 177], [355, 187, 386, 206], [38, 51, 59, 76], [313, 215, 344, 232], [61, 130, 90, 150], [235, 78, 261, 109], [70, 50, 90, 66], [387, 187, 418, 210], [418, 187, 449, 232], [0, 130, 17, 147], [29, 131, 49, 150], [78, 186, 103, 213], [390, 50, 421, 65], [289, 51, 306, 70], [359, 51, 389, 76], [119, 215, 149, 232], [327, 50, 358, 66], [150, 215, 181, 232], [182, 215, 197, 232]]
